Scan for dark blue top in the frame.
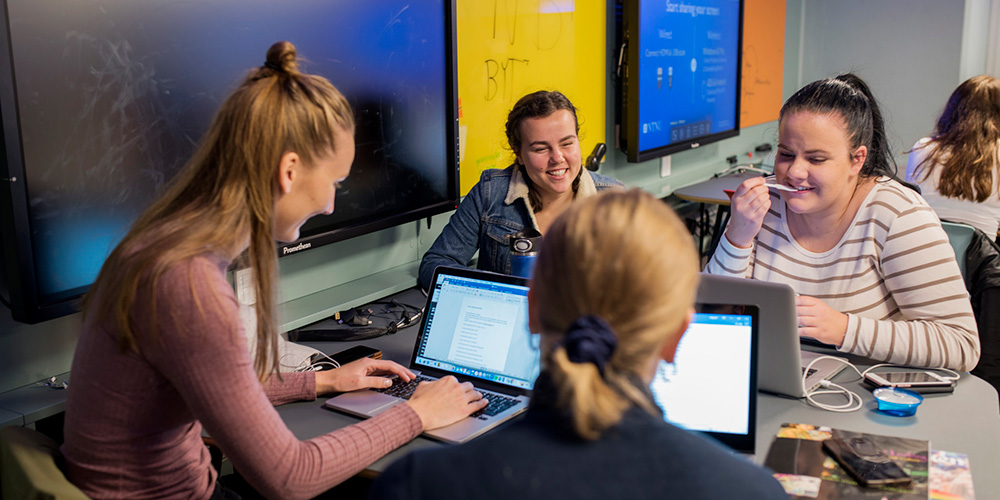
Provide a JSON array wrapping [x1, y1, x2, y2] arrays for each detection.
[[368, 374, 787, 500], [418, 166, 623, 289]]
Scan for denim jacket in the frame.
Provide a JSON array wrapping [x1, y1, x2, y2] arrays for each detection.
[[418, 165, 624, 289]]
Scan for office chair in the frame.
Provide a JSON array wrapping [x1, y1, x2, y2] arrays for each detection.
[[941, 221, 1000, 412], [941, 220, 976, 281], [0, 426, 89, 500]]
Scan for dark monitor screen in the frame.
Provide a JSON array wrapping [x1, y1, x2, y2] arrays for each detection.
[[0, 1, 458, 323], [619, 0, 742, 162]]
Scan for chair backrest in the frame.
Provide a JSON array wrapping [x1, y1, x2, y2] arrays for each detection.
[[941, 221, 976, 281], [0, 426, 90, 500]]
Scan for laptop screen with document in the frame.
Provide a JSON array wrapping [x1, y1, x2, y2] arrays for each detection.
[[412, 270, 540, 392], [649, 304, 759, 454]]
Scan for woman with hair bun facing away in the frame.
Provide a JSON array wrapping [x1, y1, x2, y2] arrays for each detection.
[[906, 75, 1000, 238], [61, 41, 486, 500], [370, 190, 785, 499], [708, 73, 979, 371]]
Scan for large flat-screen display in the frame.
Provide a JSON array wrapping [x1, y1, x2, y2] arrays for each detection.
[[619, 0, 743, 162], [0, 1, 459, 323]]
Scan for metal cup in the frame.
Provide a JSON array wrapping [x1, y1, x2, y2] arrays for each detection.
[[509, 229, 542, 278]]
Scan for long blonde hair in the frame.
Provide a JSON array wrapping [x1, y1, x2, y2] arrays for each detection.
[[83, 41, 355, 381], [531, 189, 699, 439]]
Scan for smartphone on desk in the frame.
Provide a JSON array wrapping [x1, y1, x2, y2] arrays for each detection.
[[822, 431, 912, 487], [863, 370, 955, 394], [310, 346, 381, 371]]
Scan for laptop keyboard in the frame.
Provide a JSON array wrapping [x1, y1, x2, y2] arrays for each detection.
[[375, 376, 520, 419], [802, 367, 817, 378], [471, 394, 519, 419], [375, 375, 435, 399]]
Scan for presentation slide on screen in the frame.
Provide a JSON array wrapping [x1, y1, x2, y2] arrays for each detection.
[[650, 314, 752, 434], [637, 0, 740, 152]]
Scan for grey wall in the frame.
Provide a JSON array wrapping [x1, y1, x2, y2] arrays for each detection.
[[796, 0, 967, 166], [0, 0, 985, 394]]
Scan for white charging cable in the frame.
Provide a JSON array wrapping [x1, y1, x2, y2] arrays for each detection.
[[282, 351, 341, 372], [934, 367, 961, 382], [302, 351, 341, 372], [802, 355, 864, 413]]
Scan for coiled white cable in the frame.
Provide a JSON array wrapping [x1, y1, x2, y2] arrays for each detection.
[[281, 351, 341, 372], [802, 355, 864, 412]]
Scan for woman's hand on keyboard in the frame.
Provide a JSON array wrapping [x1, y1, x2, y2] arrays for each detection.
[[406, 376, 488, 430], [315, 358, 415, 395]]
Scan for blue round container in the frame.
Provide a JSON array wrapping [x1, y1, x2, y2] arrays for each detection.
[[872, 387, 923, 417]]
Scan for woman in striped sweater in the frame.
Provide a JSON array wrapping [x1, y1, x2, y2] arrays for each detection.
[[707, 74, 980, 371]]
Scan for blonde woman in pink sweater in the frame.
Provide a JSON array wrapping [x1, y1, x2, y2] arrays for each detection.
[[62, 41, 486, 500]]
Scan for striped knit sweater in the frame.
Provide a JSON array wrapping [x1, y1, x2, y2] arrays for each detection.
[[707, 178, 980, 371]]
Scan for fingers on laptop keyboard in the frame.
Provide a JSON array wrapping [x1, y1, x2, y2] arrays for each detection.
[[470, 394, 516, 419]]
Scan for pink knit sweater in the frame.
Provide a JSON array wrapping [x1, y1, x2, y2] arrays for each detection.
[[62, 253, 421, 499]]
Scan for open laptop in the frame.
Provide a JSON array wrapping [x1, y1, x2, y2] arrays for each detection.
[[325, 266, 540, 444], [650, 304, 759, 455], [696, 273, 847, 398]]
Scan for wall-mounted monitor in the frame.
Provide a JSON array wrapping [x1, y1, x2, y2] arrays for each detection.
[[619, 0, 743, 163], [0, 0, 459, 323]]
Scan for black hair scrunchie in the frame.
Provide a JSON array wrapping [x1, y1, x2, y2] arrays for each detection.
[[562, 315, 618, 376]]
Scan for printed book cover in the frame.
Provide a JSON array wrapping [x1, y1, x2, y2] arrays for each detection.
[[930, 450, 975, 500], [764, 423, 930, 500]]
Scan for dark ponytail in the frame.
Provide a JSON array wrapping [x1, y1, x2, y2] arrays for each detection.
[[836, 74, 896, 179]]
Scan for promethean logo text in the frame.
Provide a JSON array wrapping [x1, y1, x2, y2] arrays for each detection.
[[282, 242, 311, 255]]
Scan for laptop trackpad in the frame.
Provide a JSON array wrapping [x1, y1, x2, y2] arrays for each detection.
[[425, 414, 488, 443], [327, 391, 401, 416]]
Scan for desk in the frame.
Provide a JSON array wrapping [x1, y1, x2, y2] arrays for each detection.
[[673, 171, 762, 259], [0, 407, 22, 428], [0, 372, 71, 429], [757, 359, 1000, 496], [276, 287, 442, 477], [276, 287, 1000, 495]]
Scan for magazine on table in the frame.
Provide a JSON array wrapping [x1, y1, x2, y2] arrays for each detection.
[[764, 423, 931, 500], [929, 450, 975, 500]]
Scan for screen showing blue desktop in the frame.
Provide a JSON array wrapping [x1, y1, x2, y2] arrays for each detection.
[[636, 0, 740, 153]]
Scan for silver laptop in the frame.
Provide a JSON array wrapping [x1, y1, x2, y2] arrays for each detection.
[[696, 274, 846, 398], [325, 266, 540, 444], [650, 304, 759, 454]]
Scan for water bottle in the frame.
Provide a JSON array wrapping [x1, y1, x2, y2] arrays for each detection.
[[509, 228, 542, 278]]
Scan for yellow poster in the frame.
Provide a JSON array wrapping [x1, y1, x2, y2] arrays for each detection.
[[457, 0, 606, 194]]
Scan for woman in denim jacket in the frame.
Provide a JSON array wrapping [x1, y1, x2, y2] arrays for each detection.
[[419, 90, 624, 289]]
